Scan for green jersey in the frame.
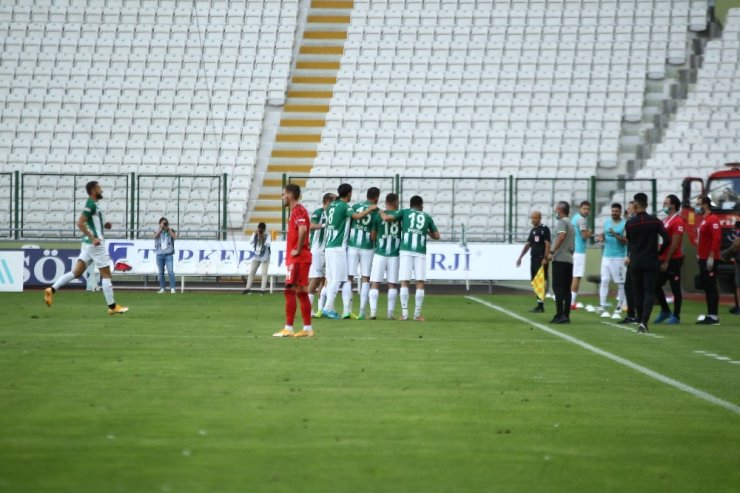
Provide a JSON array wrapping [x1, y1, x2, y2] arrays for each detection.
[[81, 198, 104, 244], [309, 207, 328, 251], [372, 210, 401, 257], [348, 201, 378, 250], [391, 208, 438, 255], [324, 199, 353, 249]]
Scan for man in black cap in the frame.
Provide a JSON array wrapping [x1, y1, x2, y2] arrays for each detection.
[[624, 193, 670, 333]]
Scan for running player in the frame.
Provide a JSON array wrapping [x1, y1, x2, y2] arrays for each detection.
[[381, 195, 440, 321], [369, 193, 402, 320], [346, 187, 381, 319], [43, 181, 128, 315], [308, 192, 335, 317], [273, 184, 314, 338], [322, 183, 377, 319]]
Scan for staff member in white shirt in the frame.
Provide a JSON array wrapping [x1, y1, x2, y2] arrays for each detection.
[[243, 222, 271, 294]]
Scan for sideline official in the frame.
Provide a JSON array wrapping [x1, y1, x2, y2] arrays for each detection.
[[516, 211, 551, 313]]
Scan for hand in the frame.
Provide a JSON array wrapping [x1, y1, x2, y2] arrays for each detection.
[[624, 257, 631, 266], [515, 258, 521, 267], [541, 257, 549, 266], [92, 238, 101, 246], [104, 222, 112, 230], [660, 261, 668, 272], [291, 249, 300, 257], [707, 256, 714, 270]]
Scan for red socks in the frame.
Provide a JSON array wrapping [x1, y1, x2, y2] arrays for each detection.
[[285, 288, 296, 326], [297, 291, 312, 326]]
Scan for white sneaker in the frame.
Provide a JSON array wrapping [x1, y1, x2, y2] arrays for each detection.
[[611, 312, 622, 320], [576, 302, 584, 309], [600, 311, 611, 318], [170, 288, 176, 294], [594, 305, 604, 313], [157, 289, 165, 294], [586, 305, 596, 313]]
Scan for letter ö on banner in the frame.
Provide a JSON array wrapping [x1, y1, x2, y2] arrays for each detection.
[[34, 250, 67, 284], [23, 252, 31, 283]]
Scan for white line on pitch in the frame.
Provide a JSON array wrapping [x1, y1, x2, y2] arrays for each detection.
[[600, 321, 665, 339], [693, 350, 740, 366], [467, 296, 740, 416]]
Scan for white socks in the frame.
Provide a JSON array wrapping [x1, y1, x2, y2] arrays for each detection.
[[308, 293, 315, 309], [318, 287, 326, 313], [414, 289, 425, 318], [571, 292, 578, 305], [52, 271, 77, 291], [324, 281, 341, 313], [400, 286, 409, 318], [617, 284, 626, 309], [101, 278, 115, 306], [599, 281, 609, 307], [342, 281, 353, 314], [388, 288, 398, 318], [359, 282, 370, 316], [369, 288, 379, 317]]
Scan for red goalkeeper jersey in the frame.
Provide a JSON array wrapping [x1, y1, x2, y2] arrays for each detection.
[[287, 204, 312, 265]]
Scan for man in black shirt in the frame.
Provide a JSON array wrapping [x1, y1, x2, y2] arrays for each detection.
[[517, 210, 551, 312], [625, 193, 670, 333]]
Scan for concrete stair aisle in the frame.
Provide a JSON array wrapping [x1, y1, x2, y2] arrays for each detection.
[[245, 0, 353, 236]]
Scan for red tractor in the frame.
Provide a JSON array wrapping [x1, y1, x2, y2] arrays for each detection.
[[681, 163, 740, 292]]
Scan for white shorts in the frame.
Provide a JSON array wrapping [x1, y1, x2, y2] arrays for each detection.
[[370, 255, 400, 284], [308, 249, 325, 279], [399, 253, 426, 282], [78, 242, 111, 270], [347, 247, 374, 278], [601, 257, 626, 284], [573, 252, 586, 278], [325, 247, 347, 282]]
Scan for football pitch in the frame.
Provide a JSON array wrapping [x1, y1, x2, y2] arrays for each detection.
[[0, 290, 739, 492]]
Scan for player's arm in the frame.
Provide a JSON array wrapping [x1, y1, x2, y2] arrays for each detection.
[[350, 204, 377, 220], [549, 230, 566, 259], [516, 241, 531, 267], [579, 220, 591, 240], [662, 230, 682, 265], [168, 227, 176, 240], [77, 211, 100, 246], [613, 229, 627, 244], [292, 224, 308, 257], [656, 222, 671, 257], [380, 210, 400, 222]]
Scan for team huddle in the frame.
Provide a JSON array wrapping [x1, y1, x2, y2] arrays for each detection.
[[276, 183, 440, 338]]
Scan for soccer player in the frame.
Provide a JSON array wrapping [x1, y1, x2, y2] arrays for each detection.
[[595, 203, 627, 317], [346, 187, 381, 319], [381, 195, 440, 321], [322, 183, 377, 319], [308, 192, 335, 317], [43, 181, 128, 315], [654, 194, 685, 324], [273, 184, 314, 338], [369, 193, 402, 320], [570, 200, 591, 309], [516, 210, 551, 313]]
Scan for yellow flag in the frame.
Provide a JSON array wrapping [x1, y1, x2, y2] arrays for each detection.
[[531, 265, 546, 302]]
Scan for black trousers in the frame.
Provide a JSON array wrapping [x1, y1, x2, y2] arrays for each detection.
[[624, 267, 635, 317], [699, 259, 719, 316], [631, 263, 658, 326], [530, 255, 548, 301], [655, 257, 683, 317], [552, 261, 573, 318]]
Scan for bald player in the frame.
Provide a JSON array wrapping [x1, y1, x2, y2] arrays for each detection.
[[516, 210, 551, 313]]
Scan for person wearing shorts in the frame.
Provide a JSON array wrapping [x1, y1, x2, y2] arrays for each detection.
[[308, 192, 335, 317], [321, 183, 377, 319], [381, 195, 440, 321], [369, 193, 402, 319], [596, 203, 627, 317], [570, 200, 591, 309], [43, 180, 128, 315], [346, 187, 381, 319], [273, 184, 314, 338]]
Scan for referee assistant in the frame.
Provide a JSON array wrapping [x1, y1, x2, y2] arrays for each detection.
[[625, 193, 670, 334], [516, 210, 551, 313]]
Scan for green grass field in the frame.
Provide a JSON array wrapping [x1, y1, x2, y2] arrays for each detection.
[[1, 289, 739, 492]]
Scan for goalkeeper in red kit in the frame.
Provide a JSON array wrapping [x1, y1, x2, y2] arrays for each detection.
[[273, 184, 315, 338]]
